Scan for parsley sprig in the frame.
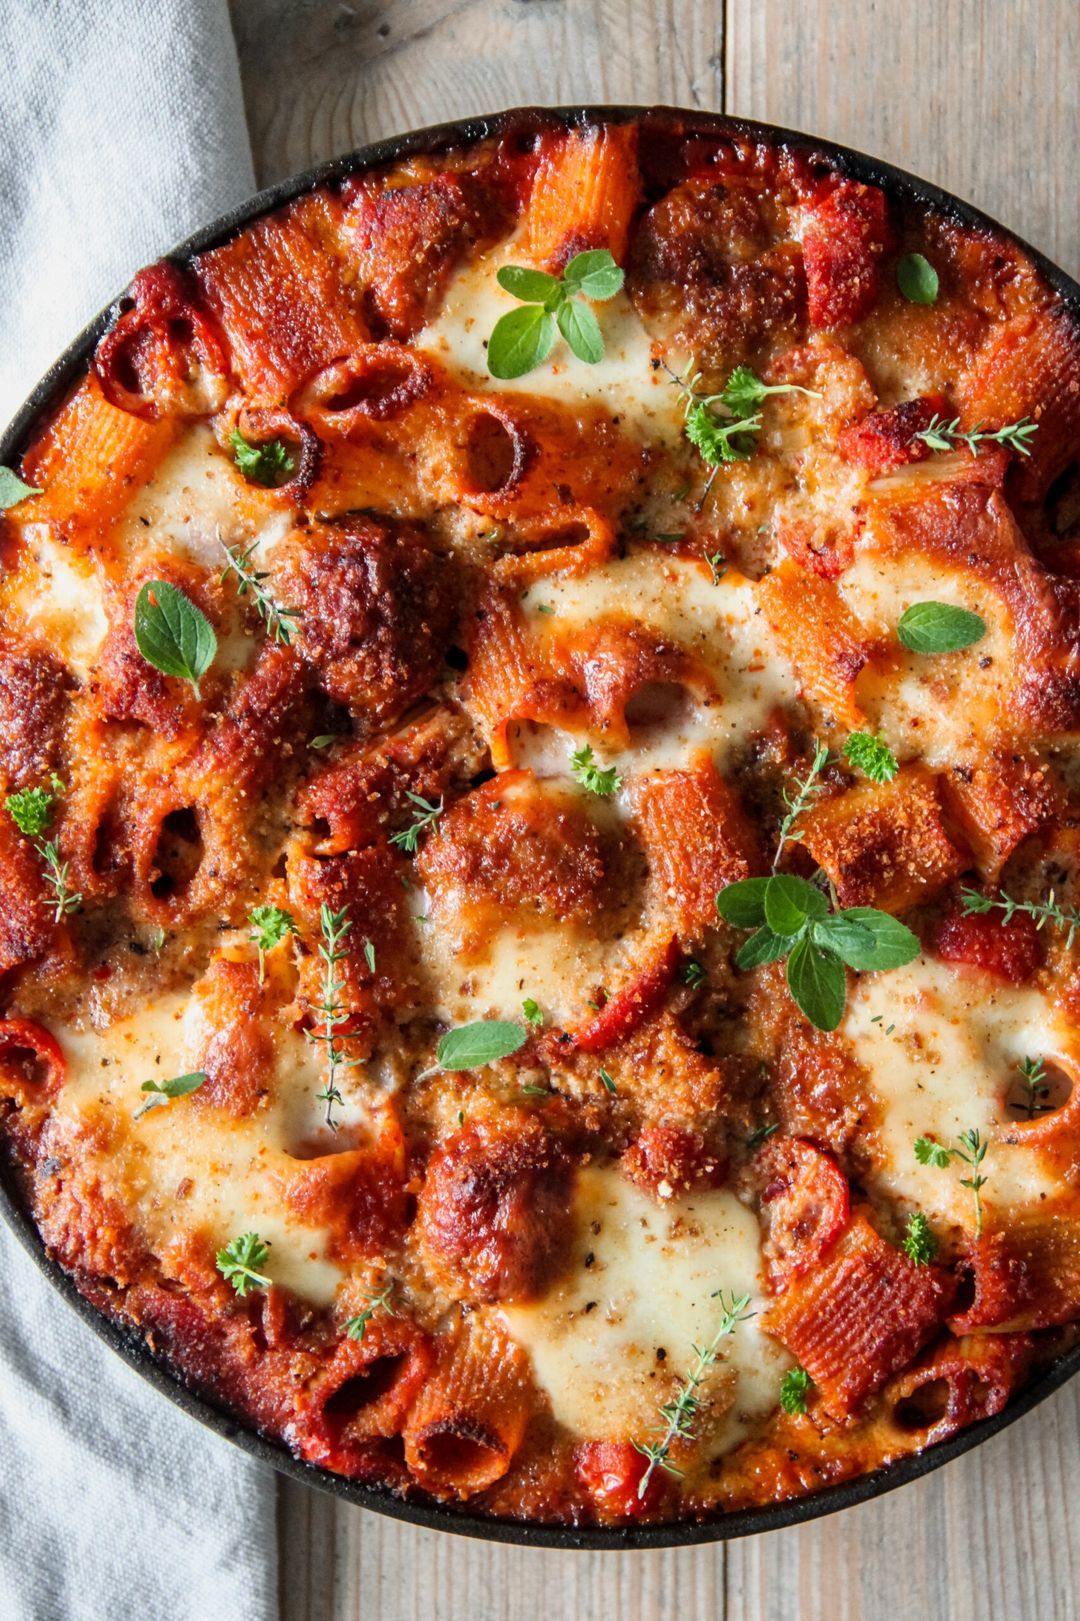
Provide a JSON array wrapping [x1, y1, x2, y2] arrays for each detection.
[[216, 1232, 271, 1296], [487, 249, 625, 380], [220, 535, 301, 646], [570, 743, 621, 796], [248, 904, 298, 984], [229, 428, 296, 487], [633, 1291, 755, 1496], [307, 903, 363, 1130], [345, 1282, 395, 1342], [961, 884, 1080, 950], [844, 731, 899, 785], [389, 792, 443, 854], [914, 1129, 990, 1237], [667, 364, 820, 503], [915, 414, 1038, 459], [779, 1366, 813, 1416], [901, 1209, 939, 1266], [717, 872, 919, 1032]]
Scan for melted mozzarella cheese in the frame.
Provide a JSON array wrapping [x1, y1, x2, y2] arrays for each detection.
[[511, 555, 796, 775], [838, 551, 1013, 764], [502, 1168, 788, 1454], [846, 957, 1075, 1228], [419, 246, 687, 443], [5, 532, 109, 679], [109, 425, 266, 570], [416, 900, 611, 1027], [48, 986, 383, 1305]]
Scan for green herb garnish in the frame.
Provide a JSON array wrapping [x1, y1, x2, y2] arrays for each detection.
[[220, 536, 301, 646], [716, 872, 919, 1032], [345, 1282, 395, 1342], [632, 1290, 755, 1495], [133, 580, 217, 698], [901, 1209, 939, 1266], [961, 884, 1080, 948], [487, 249, 625, 380], [389, 792, 443, 854], [570, 743, 621, 797], [897, 601, 986, 655], [134, 1071, 208, 1121], [914, 1129, 990, 1237], [229, 429, 295, 487], [0, 468, 41, 509], [779, 1366, 813, 1415], [844, 731, 899, 784], [216, 1232, 271, 1296], [307, 903, 362, 1130], [896, 253, 939, 305], [423, 1020, 529, 1077], [915, 414, 1038, 458], [248, 904, 298, 984]]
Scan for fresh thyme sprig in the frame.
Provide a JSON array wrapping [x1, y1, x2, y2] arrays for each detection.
[[773, 743, 830, 872], [915, 414, 1038, 459], [6, 782, 83, 921], [307, 903, 363, 1130], [389, 792, 443, 854], [632, 1290, 754, 1497], [39, 840, 82, 920], [345, 1282, 395, 1342], [960, 884, 1080, 949], [1012, 1056, 1053, 1119], [219, 534, 301, 646], [914, 1129, 990, 1238]]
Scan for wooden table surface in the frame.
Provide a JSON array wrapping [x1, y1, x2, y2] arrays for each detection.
[[226, 4, 1080, 1616]]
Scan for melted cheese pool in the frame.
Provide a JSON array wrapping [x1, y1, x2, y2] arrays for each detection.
[[502, 1167, 788, 1456]]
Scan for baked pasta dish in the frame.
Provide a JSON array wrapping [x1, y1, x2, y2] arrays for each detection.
[[1, 109, 1078, 1527]]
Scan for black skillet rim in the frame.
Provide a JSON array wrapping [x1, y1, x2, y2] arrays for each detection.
[[2, 103, 1078, 1551]]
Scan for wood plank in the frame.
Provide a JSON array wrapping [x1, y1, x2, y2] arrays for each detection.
[[229, 4, 1080, 1617], [229, 0, 726, 187], [725, 0, 1080, 275]]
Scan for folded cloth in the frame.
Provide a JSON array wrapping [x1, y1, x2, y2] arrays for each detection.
[[0, 4, 278, 1618]]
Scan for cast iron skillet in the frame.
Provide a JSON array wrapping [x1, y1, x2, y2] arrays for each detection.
[[2, 105, 1078, 1550]]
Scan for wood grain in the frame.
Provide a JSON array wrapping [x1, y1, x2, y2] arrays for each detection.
[[725, 0, 1080, 277], [227, 3, 1080, 1616]]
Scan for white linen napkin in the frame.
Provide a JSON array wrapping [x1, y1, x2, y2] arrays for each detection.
[[0, 4, 279, 1618]]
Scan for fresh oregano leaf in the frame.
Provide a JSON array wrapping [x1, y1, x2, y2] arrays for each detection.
[[735, 926, 794, 970], [786, 934, 847, 1031], [556, 297, 604, 365], [0, 467, 41, 509], [826, 907, 921, 970], [487, 304, 557, 380], [764, 873, 828, 935], [896, 252, 939, 305], [897, 601, 986, 654], [433, 1019, 528, 1071], [716, 877, 771, 929], [133, 580, 218, 697], [561, 248, 625, 301], [495, 264, 563, 304]]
